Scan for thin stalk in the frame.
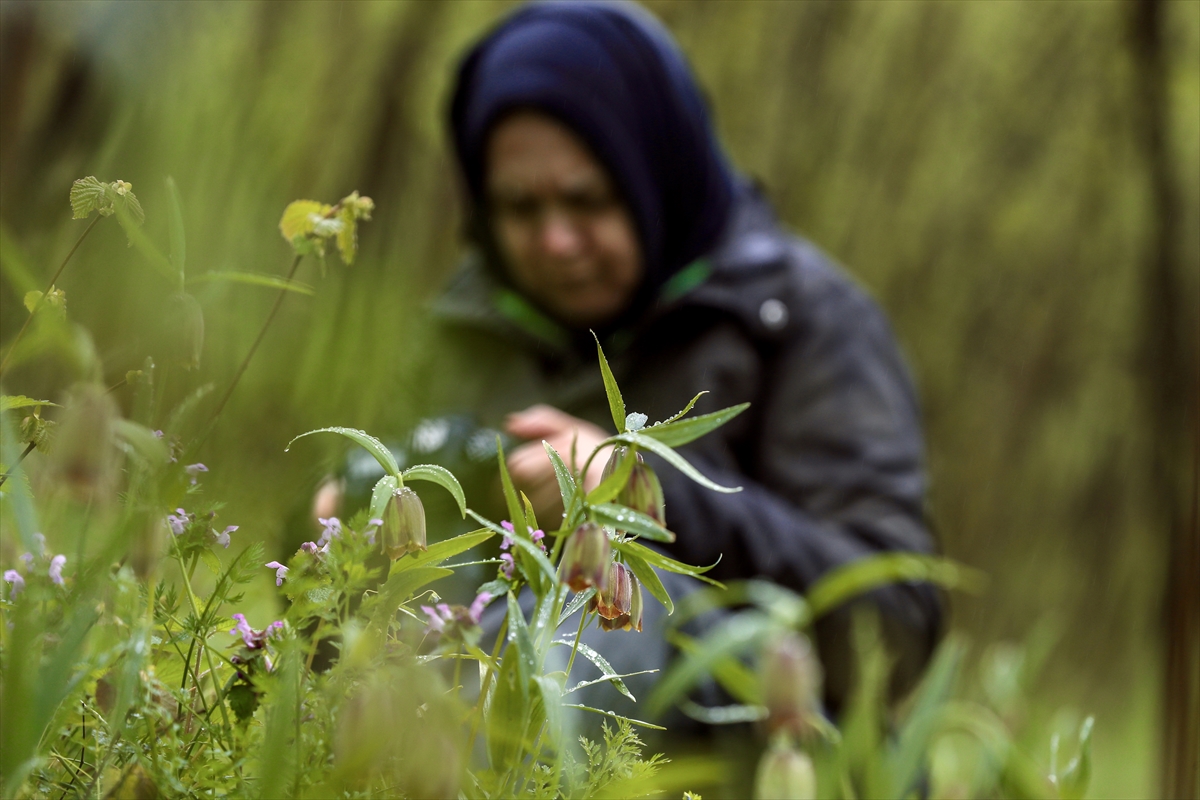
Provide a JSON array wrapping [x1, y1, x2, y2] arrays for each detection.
[[172, 541, 233, 740], [467, 609, 509, 753], [564, 608, 589, 679], [207, 254, 303, 425], [0, 215, 103, 377], [0, 441, 36, 488]]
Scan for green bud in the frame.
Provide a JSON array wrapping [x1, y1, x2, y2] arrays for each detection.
[[623, 460, 665, 525], [167, 293, 205, 371], [754, 743, 817, 800], [53, 383, 118, 500], [761, 632, 823, 739], [382, 486, 427, 559], [559, 521, 611, 593]]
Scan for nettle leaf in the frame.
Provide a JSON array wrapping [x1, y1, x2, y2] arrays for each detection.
[[592, 332, 625, 433], [402, 463, 466, 517], [286, 426, 399, 477], [279, 200, 331, 244], [334, 191, 373, 266], [70, 176, 110, 219], [1, 396, 60, 412]]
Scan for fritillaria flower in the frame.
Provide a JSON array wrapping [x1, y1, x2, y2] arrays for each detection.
[[754, 743, 816, 800], [382, 487, 426, 559], [603, 447, 665, 525], [559, 522, 611, 593], [265, 561, 289, 586], [760, 631, 823, 739], [597, 563, 644, 632]]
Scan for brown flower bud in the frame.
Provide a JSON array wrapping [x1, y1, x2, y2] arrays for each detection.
[[760, 632, 823, 739], [558, 522, 610, 593], [382, 486, 427, 559], [600, 445, 633, 484], [594, 562, 632, 620], [598, 568, 644, 633], [623, 460, 665, 525], [53, 383, 118, 500], [754, 743, 817, 800]]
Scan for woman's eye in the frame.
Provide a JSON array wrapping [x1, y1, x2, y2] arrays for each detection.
[[564, 192, 613, 214], [496, 197, 539, 219]]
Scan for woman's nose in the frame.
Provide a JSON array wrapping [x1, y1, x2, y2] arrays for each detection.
[[538, 210, 583, 258]]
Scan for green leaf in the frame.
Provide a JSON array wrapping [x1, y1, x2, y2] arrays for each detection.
[[616, 432, 742, 494], [668, 629, 763, 706], [656, 392, 707, 426], [286, 426, 399, 477], [640, 402, 750, 448], [0, 396, 59, 412], [369, 475, 397, 522], [568, 669, 659, 696], [647, 612, 774, 717], [69, 176, 109, 219], [590, 502, 676, 543], [509, 532, 559, 587], [506, 591, 539, 679], [279, 200, 331, 244], [113, 419, 169, 464], [403, 463, 466, 517], [593, 332, 625, 433], [678, 701, 766, 725], [558, 587, 597, 627], [671, 580, 806, 630], [562, 704, 665, 731], [554, 639, 637, 702], [495, 440, 525, 532], [392, 528, 493, 573], [889, 637, 965, 797], [622, 551, 673, 615], [368, 566, 454, 630], [198, 549, 222, 577], [615, 540, 723, 588], [187, 270, 314, 295], [487, 649, 530, 768], [585, 447, 636, 506], [534, 674, 565, 752], [1058, 717, 1095, 800], [542, 441, 577, 511], [165, 176, 186, 285], [805, 553, 985, 621]]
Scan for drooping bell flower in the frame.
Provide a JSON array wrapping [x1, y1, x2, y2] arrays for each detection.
[[594, 562, 632, 620], [382, 486, 427, 559], [760, 631, 823, 739], [558, 522, 610, 593], [598, 567, 644, 632]]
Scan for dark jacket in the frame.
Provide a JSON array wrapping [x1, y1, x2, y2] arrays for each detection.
[[420, 185, 942, 710]]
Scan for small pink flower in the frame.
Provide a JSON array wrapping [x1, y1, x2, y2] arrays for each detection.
[[265, 561, 289, 586], [300, 541, 319, 555], [468, 591, 493, 624], [421, 603, 454, 634], [499, 552, 515, 579], [48, 555, 66, 586], [167, 509, 190, 536], [317, 517, 341, 546], [214, 525, 237, 548], [3, 570, 24, 598], [185, 463, 208, 485]]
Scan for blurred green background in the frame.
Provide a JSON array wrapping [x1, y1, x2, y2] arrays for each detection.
[[1, 2, 1196, 797]]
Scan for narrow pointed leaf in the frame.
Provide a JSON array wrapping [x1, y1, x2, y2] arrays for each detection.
[[615, 540, 723, 587], [616, 432, 741, 494], [187, 270, 315, 295], [369, 475, 397, 522], [403, 463, 466, 517], [640, 402, 750, 448], [562, 704, 665, 731], [554, 639, 636, 702], [590, 502, 675, 543], [805, 553, 985, 621], [622, 551, 673, 615], [286, 426, 398, 477], [593, 332, 625, 433], [165, 176, 186, 285], [391, 528, 493, 572], [656, 391, 707, 426], [542, 441, 577, 509], [585, 447, 636, 506], [558, 587, 596, 627]]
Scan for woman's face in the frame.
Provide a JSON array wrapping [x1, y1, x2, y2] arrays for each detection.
[[486, 110, 643, 328]]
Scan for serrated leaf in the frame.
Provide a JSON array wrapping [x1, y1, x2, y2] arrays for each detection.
[[590, 502, 675, 543], [198, 549, 222, 577], [616, 432, 741, 494], [640, 402, 749, 448], [286, 426, 398, 477], [335, 207, 358, 266], [23, 291, 41, 314], [187, 270, 315, 295], [804, 553, 985, 621], [402, 463, 466, 517], [592, 332, 625, 433], [369, 475, 397, 522], [69, 176, 110, 219], [279, 200, 330, 243], [622, 551, 672, 615], [1, 396, 59, 412]]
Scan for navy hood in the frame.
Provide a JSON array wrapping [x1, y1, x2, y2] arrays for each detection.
[[449, 1, 737, 316]]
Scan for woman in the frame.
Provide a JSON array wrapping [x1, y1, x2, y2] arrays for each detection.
[[407, 0, 942, 722]]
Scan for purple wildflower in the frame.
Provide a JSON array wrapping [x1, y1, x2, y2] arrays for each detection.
[[317, 517, 341, 546], [531, 528, 546, 552], [230, 613, 284, 650], [153, 430, 164, 439], [3, 570, 24, 598], [300, 541, 319, 555], [185, 463, 208, 485], [265, 561, 289, 586], [468, 591, 493, 624], [231, 613, 256, 648], [167, 509, 189, 536], [364, 518, 383, 546], [19, 552, 33, 569], [501, 520, 515, 533], [421, 603, 454, 634], [499, 552, 515, 579], [48, 555, 66, 586], [214, 525, 237, 549]]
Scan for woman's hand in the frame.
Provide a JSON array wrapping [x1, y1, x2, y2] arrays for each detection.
[[504, 404, 611, 526]]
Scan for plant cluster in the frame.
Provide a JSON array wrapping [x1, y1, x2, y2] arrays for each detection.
[[0, 180, 1095, 799]]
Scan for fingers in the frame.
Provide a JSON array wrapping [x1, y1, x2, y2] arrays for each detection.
[[504, 404, 578, 439]]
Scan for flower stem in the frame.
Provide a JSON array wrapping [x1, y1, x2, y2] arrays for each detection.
[[206, 253, 303, 426], [172, 539, 233, 739], [0, 441, 36, 488], [0, 214, 103, 378]]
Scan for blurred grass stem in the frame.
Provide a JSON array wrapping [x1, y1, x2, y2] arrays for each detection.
[[0, 441, 36, 488], [207, 253, 304, 426], [0, 214, 103, 379]]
